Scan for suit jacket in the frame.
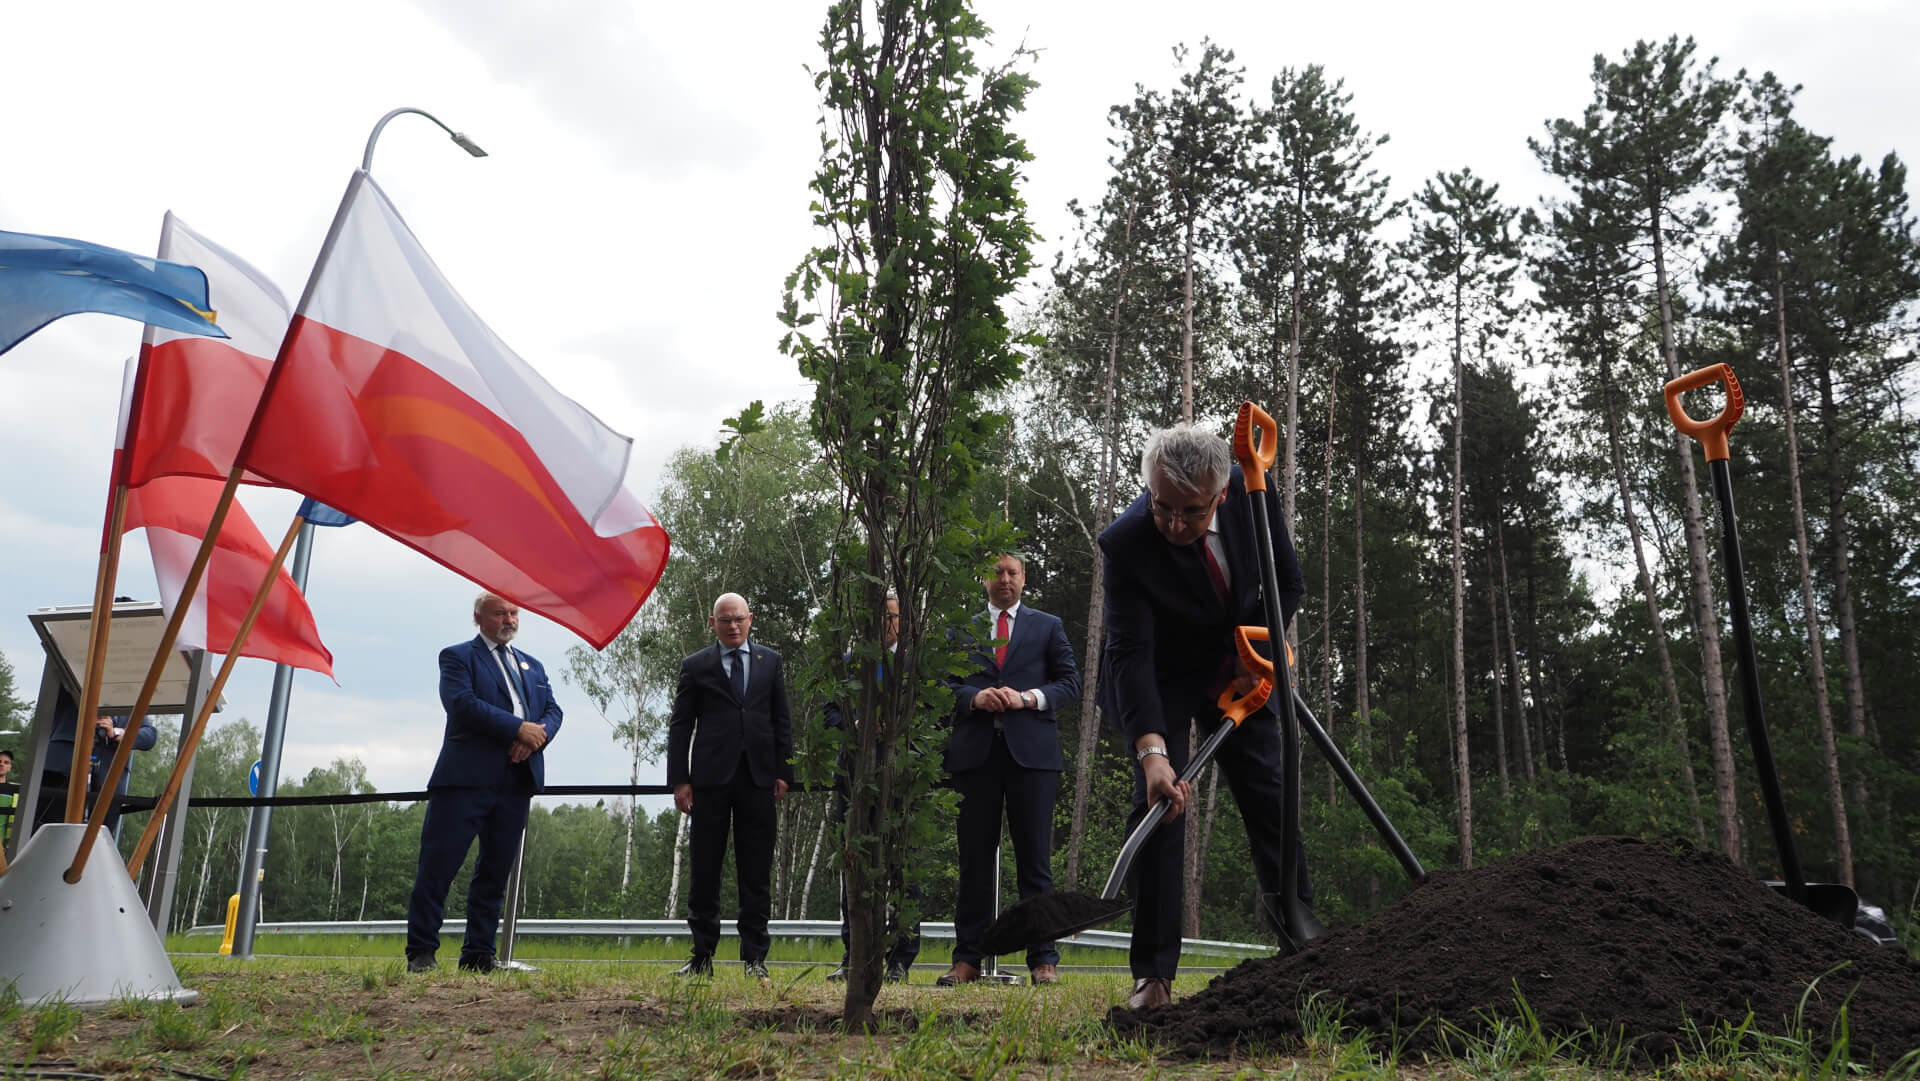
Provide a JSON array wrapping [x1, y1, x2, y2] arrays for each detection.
[[431, 635, 563, 792], [945, 604, 1081, 773], [667, 641, 795, 789], [1097, 465, 1304, 746]]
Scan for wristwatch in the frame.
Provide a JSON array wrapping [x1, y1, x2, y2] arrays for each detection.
[[1020, 691, 1035, 709], [1135, 745, 1168, 763]]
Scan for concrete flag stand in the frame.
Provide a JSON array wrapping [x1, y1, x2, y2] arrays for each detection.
[[0, 824, 197, 1006]]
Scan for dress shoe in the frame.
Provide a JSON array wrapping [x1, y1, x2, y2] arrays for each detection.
[[885, 961, 910, 983], [673, 952, 714, 978], [1029, 963, 1059, 986], [827, 963, 849, 982], [458, 954, 508, 973], [1128, 976, 1172, 1010], [935, 961, 981, 987], [406, 953, 438, 973], [744, 959, 770, 980]]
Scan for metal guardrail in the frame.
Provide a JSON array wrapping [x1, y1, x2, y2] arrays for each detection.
[[183, 918, 1272, 959]]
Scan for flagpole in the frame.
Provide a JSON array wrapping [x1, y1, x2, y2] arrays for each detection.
[[228, 516, 314, 958], [66, 466, 244, 883], [126, 514, 307, 879]]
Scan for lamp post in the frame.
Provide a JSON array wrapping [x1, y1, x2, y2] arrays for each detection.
[[228, 108, 485, 961]]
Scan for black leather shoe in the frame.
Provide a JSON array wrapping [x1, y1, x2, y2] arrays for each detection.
[[885, 961, 910, 983], [1128, 976, 1172, 1010], [744, 959, 770, 980], [459, 954, 507, 973], [406, 954, 438, 973], [674, 953, 714, 978]]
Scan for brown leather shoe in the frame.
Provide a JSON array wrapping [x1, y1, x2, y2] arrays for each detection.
[[1128, 976, 1172, 1010], [1029, 963, 1059, 985], [935, 961, 981, 987]]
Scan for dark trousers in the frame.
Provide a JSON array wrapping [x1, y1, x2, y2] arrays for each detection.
[[34, 765, 134, 839], [406, 770, 534, 961], [952, 732, 1061, 968], [688, 757, 776, 961], [833, 778, 921, 968], [1126, 711, 1312, 979]]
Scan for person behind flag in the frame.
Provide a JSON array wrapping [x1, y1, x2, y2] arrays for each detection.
[[667, 593, 793, 979], [32, 685, 157, 839], [404, 593, 562, 973], [0, 748, 18, 848]]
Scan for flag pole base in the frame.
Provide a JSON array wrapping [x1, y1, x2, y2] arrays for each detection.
[[0, 824, 198, 1007]]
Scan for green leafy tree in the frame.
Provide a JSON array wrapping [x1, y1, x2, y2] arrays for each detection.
[[773, 0, 1034, 1024]]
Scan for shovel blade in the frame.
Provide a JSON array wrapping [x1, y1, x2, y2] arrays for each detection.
[[980, 891, 1133, 956], [1765, 880, 1860, 930]]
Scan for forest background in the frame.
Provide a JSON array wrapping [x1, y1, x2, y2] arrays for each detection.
[[0, 31, 1913, 949]]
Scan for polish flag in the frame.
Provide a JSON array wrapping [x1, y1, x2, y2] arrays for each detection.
[[116, 214, 334, 677], [238, 171, 668, 649]]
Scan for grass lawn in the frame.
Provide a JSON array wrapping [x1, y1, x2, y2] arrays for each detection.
[[0, 936, 1903, 1078]]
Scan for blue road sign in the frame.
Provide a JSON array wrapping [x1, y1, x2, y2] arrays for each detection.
[[248, 760, 261, 797]]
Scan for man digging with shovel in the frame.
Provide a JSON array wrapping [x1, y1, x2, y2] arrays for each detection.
[[1097, 423, 1319, 1011]]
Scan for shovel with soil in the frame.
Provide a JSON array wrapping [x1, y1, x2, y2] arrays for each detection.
[[979, 627, 1280, 956], [1664, 364, 1858, 928]]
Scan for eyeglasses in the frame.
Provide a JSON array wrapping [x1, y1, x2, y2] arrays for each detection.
[[1149, 502, 1216, 524], [714, 616, 751, 626]]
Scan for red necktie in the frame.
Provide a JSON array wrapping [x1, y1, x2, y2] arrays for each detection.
[[1200, 539, 1229, 602], [995, 609, 1010, 667]]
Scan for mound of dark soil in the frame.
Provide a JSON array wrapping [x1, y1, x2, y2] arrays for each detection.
[[1113, 836, 1920, 1065], [982, 891, 1132, 955]]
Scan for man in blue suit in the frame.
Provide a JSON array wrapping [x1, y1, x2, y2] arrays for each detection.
[[1099, 424, 1313, 1011], [405, 592, 562, 973], [939, 554, 1081, 987], [667, 592, 793, 979]]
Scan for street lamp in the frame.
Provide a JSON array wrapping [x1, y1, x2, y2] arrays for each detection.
[[361, 106, 487, 174], [228, 106, 487, 962]]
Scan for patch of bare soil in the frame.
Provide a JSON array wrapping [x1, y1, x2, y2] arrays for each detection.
[[1113, 836, 1920, 1065]]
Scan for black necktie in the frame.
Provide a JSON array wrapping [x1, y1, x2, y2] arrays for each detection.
[[729, 648, 747, 699], [499, 645, 529, 712]]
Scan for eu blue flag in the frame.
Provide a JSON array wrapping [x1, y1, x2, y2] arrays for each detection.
[[298, 497, 357, 528], [0, 229, 229, 356]]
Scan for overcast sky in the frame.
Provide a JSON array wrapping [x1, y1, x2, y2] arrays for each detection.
[[3, 0, 1913, 804]]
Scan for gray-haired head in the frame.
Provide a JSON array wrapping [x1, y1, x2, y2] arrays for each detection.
[[1140, 424, 1230, 494], [474, 591, 509, 617]]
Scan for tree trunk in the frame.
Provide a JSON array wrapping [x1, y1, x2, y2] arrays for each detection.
[[1187, 762, 1222, 938], [1648, 196, 1739, 859], [1181, 720, 1205, 936], [666, 810, 688, 919], [621, 732, 640, 907], [1066, 197, 1135, 889], [799, 790, 831, 918], [1352, 462, 1371, 770], [1320, 371, 1337, 806], [1817, 365, 1872, 833], [1498, 528, 1535, 785], [1487, 557, 1510, 800], [1449, 277, 1473, 870], [1772, 261, 1852, 885], [1179, 211, 1195, 425], [1599, 351, 1708, 844]]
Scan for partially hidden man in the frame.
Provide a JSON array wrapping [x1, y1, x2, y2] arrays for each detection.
[[668, 592, 794, 979], [406, 593, 562, 973], [1098, 424, 1317, 1011]]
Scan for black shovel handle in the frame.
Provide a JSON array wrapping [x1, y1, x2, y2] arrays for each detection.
[[1664, 364, 1808, 902]]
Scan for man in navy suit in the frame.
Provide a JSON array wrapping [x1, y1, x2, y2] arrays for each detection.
[[939, 554, 1081, 987], [1099, 424, 1313, 1011], [668, 592, 793, 978], [406, 592, 563, 973]]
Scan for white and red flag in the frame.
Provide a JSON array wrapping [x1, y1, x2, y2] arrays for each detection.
[[238, 171, 668, 649], [116, 214, 334, 677]]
